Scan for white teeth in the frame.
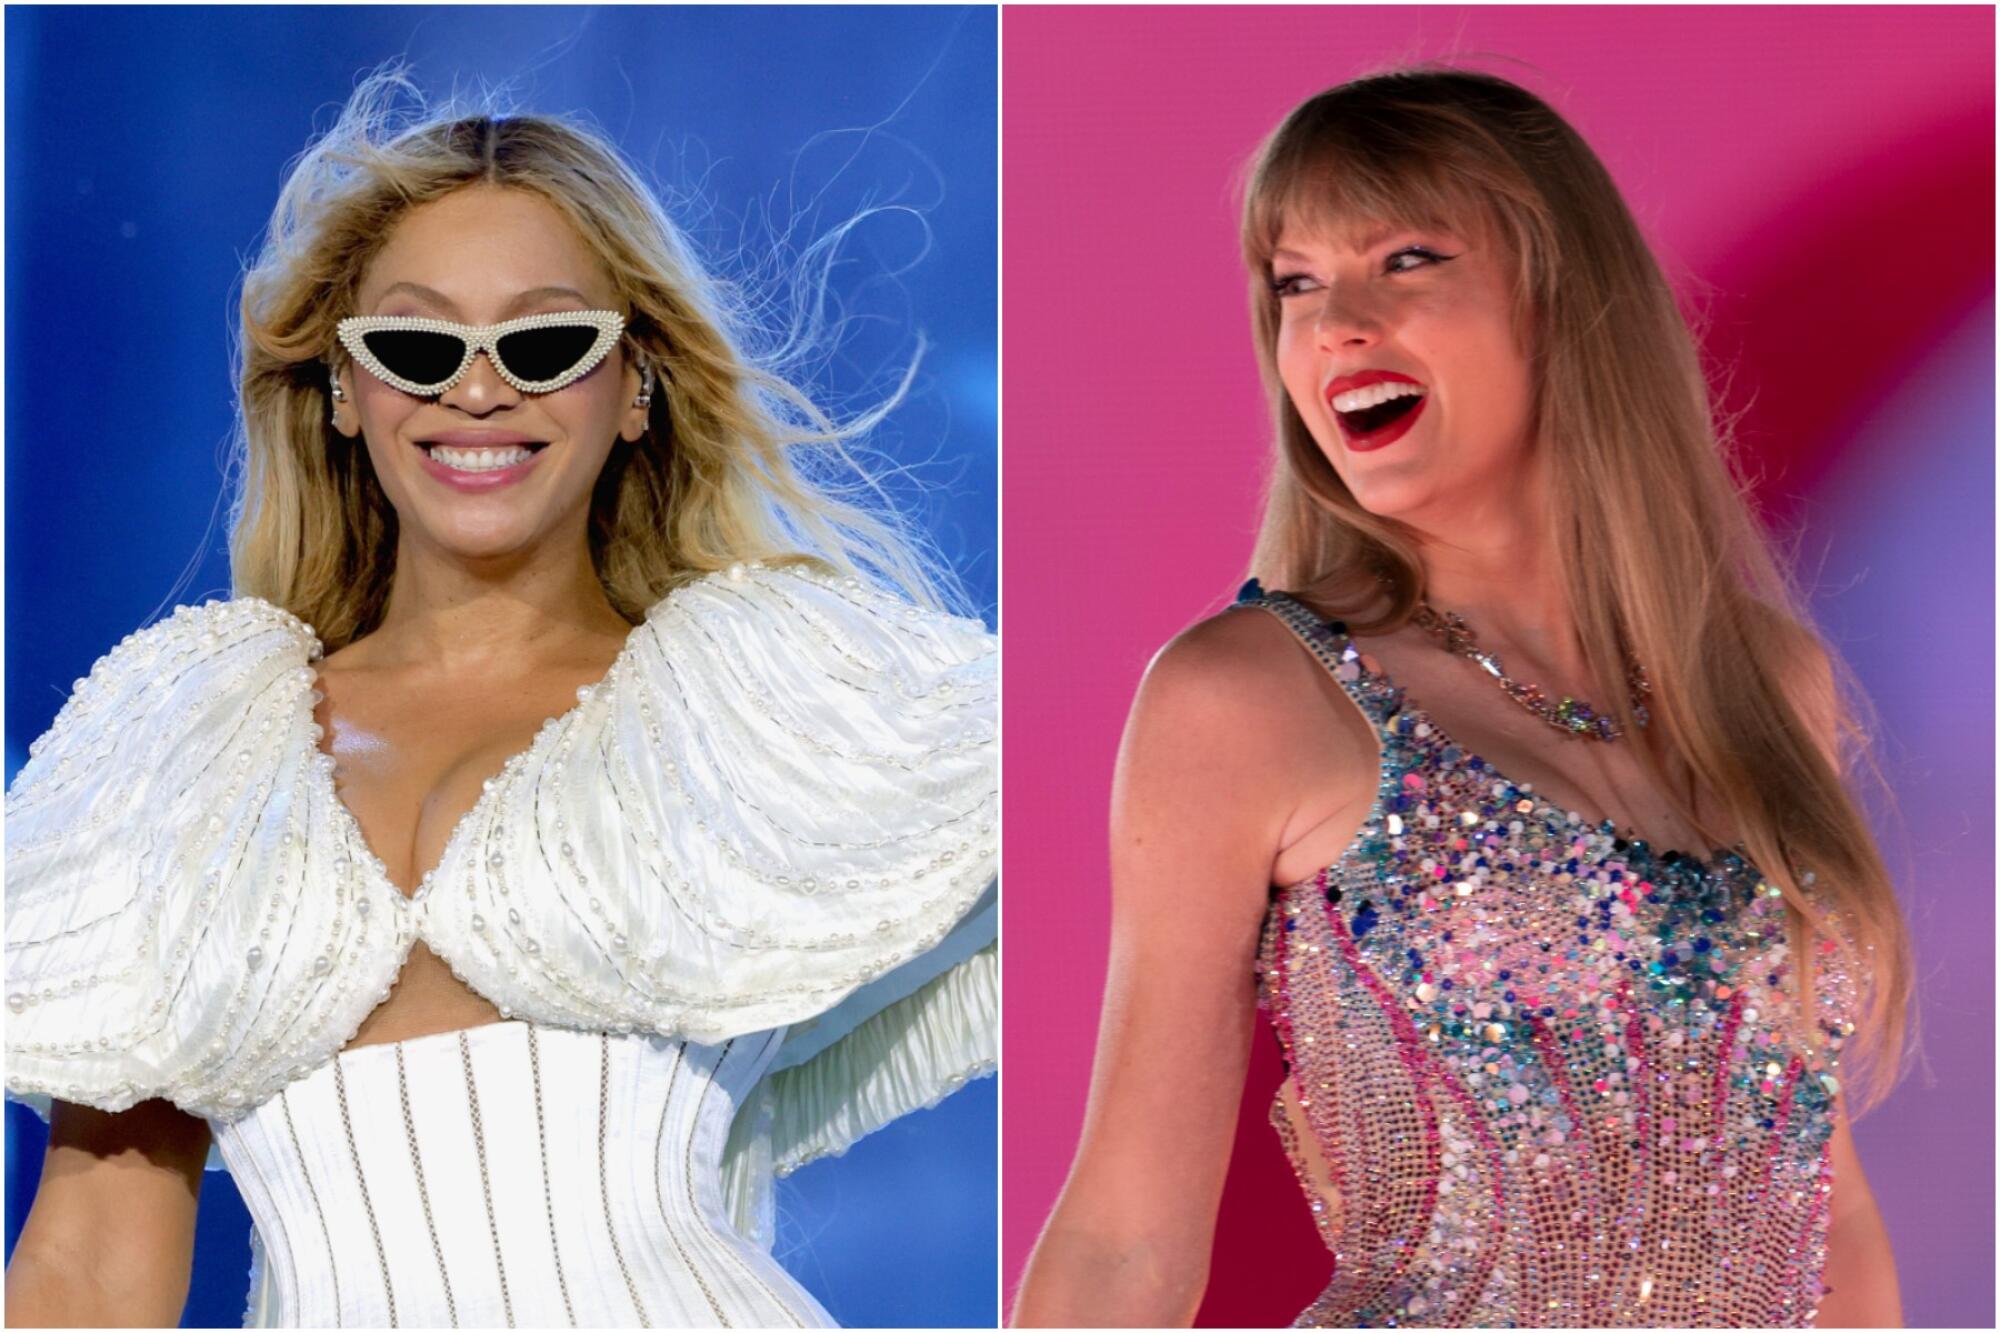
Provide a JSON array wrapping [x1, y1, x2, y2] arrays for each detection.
[[1331, 381, 1427, 413], [428, 445, 534, 472]]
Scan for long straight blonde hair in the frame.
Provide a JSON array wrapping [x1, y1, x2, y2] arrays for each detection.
[[228, 66, 954, 650], [1240, 65, 1910, 1111]]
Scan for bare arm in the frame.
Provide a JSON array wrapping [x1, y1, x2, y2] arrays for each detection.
[[1814, 1096, 1902, 1327], [5, 1097, 210, 1327], [1012, 613, 1359, 1327]]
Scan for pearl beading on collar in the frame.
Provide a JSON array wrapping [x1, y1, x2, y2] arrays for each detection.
[[6, 565, 997, 1122]]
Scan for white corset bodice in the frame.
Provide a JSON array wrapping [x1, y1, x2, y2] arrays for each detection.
[[7, 563, 999, 1328], [216, 1021, 828, 1329]]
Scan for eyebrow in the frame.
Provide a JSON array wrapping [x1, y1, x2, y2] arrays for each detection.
[[1271, 223, 1444, 265], [374, 282, 597, 317]]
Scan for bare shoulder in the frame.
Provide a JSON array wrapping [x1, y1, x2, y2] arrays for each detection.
[[1137, 603, 1330, 725], [1111, 601, 1381, 909], [1121, 603, 1378, 816]]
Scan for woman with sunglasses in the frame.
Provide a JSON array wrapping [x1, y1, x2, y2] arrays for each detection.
[[5, 72, 995, 1328], [1013, 68, 1909, 1328]]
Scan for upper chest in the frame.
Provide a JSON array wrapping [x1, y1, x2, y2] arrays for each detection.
[[310, 655, 617, 898], [1264, 614, 1746, 888], [1348, 628, 1737, 855]]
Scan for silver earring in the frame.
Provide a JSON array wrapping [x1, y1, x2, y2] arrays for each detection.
[[634, 365, 655, 409]]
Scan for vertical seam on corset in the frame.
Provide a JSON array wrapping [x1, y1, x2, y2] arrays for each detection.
[[459, 1030, 516, 1327], [527, 1025, 578, 1326], [332, 1058, 397, 1326], [600, 1032, 653, 1326], [653, 1044, 732, 1325], [279, 1088, 345, 1326], [690, 1035, 802, 1326], [248, 1101, 302, 1326], [395, 1044, 458, 1327]]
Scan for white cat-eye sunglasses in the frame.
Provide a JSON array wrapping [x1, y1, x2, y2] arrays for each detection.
[[335, 310, 627, 396]]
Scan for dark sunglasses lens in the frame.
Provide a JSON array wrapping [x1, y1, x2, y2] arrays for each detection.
[[361, 330, 466, 387], [495, 325, 600, 383]]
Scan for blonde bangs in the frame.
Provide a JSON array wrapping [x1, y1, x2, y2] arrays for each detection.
[[1243, 118, 1506, 276]]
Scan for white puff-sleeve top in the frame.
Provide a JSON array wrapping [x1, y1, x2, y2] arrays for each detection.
[[5, 562, 996, 1327]]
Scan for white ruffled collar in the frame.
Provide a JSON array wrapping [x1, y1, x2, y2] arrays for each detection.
[[6, 563, 996, 1121]]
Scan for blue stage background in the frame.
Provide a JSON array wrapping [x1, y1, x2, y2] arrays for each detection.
[[3, 6, 996, 1327]]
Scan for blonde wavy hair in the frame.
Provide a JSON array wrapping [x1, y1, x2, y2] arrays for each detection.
[[1240, 65, 1911, 1110], [227, 66, 954, 650]]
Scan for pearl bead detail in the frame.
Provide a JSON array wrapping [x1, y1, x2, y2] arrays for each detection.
[[4, 565, 995, 1123]]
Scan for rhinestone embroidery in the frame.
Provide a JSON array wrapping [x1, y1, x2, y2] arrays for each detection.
[[1242, 585, 1859, 1328]]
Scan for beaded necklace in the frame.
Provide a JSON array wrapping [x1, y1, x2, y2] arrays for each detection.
[[1410, 598, 1650, 742]]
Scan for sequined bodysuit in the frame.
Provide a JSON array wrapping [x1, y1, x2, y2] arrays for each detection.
[[1242, 586, 1858, 1329]]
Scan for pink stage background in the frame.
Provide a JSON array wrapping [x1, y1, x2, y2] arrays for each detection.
[[1001, 6, 1994, 1327]]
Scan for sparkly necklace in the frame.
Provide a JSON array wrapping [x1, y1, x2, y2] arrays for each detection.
[[1410, 599, 1650, 742]]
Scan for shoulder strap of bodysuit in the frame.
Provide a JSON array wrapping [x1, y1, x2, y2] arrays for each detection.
[[1235, 575, 1341, 645], [1232, 577, 1394, 720]]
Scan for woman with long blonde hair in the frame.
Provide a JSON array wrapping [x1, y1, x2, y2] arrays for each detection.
[[6, 69, 996, 1328], [1015, 66, 1907, 1328]]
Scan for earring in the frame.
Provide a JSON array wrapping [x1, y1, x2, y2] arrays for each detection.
[[634, 365, 655, 409]]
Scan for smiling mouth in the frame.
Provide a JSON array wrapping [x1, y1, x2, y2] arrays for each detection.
[[1334, 393, 1425, 437], [417, 439, 550, 473]]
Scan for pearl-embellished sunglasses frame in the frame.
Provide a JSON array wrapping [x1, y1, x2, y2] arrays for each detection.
[[335, 310, 628, 396]]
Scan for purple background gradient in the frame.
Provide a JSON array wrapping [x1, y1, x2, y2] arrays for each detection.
[[1000, 6, 1994, 1327]]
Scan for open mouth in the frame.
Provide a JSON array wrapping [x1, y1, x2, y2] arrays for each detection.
[[1335, 392, 1425, 438]]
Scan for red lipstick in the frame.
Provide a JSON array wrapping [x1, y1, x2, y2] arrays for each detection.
[[1325, 370, 1428, 453]]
